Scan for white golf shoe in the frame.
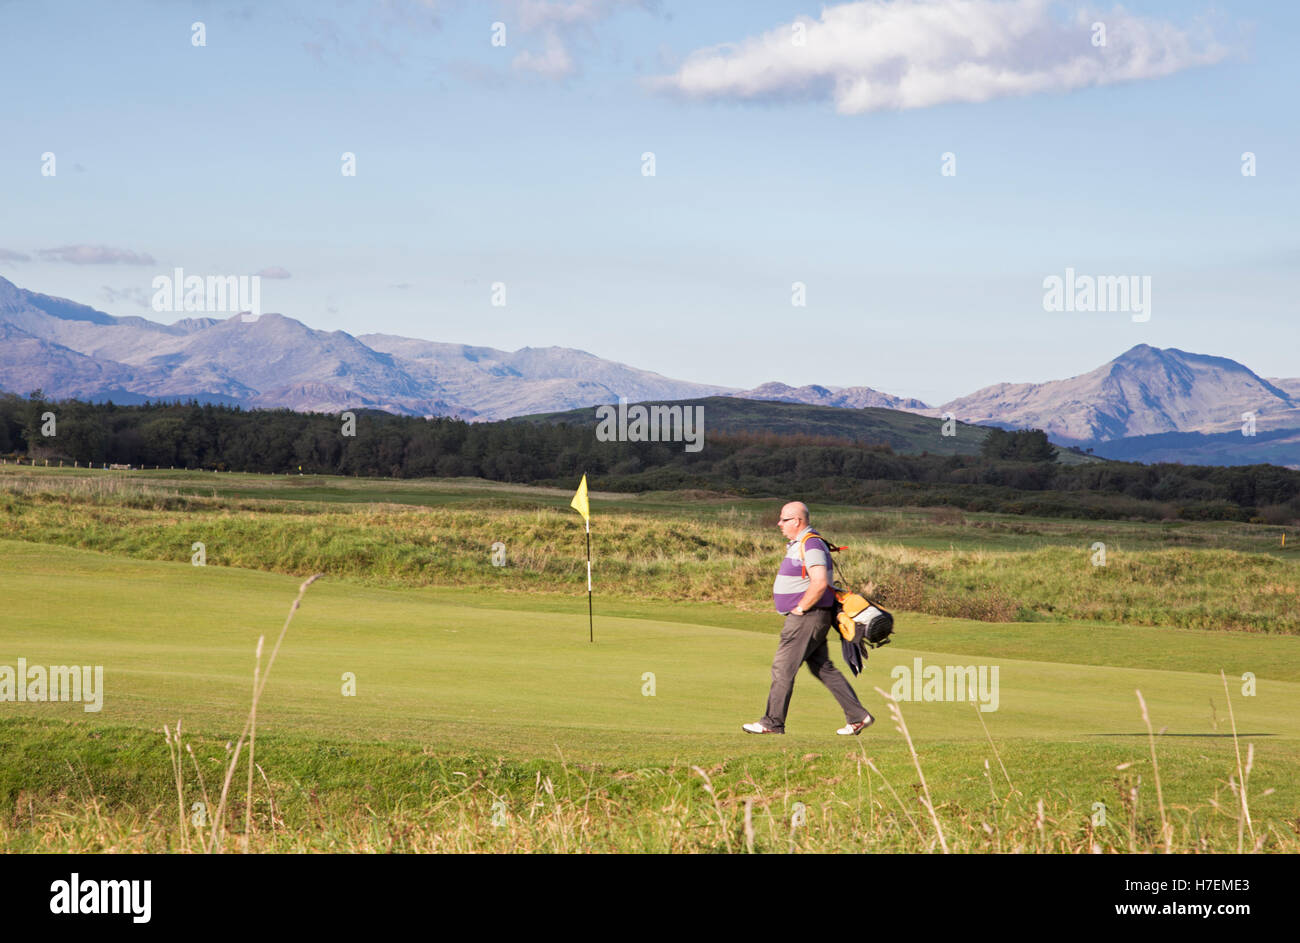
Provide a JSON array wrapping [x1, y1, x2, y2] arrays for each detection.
[[837, 713, 875, 735]]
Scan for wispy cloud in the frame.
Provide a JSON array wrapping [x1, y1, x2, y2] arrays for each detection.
[[513, 31, 576, 77], [513, 0, 643, 30], [293, 0, 654, 79], [255, 266, 292, 279], [99, 285, 152, 308], [38, 245, 156, 265], [507, 0, 660, 79], [300, 0, 444, 66], [653, 0, 1230, 114], [0, 248, 31, 262]]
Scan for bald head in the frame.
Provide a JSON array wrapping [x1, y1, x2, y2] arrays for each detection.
[[778, 501, 810, 541], [781, 501, 809, 524]]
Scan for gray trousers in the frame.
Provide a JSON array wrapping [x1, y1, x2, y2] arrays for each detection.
[[761, 608, 868, 731]]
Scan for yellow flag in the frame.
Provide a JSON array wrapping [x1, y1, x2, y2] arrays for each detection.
[[570, 474, 590, 523]]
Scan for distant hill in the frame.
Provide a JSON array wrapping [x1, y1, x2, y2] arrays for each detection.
[[514, 395, 1101, 464], [935, 344, 1300, 444], [1091, 427, 1300, 469], [731, 381, 930, 412], [1266, 376, 1300, 399]]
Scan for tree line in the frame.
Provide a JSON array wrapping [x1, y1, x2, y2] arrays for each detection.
[[3, 392, 1297, 523]]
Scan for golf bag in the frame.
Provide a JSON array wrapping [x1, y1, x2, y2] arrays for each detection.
[[796, 531, 895, 676], [834, 591, 894, 649], [832, 590, 894, 677]]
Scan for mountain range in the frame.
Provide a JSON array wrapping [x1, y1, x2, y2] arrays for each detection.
[[1, 274, 1296, 467], [0, 275, 727, 420]]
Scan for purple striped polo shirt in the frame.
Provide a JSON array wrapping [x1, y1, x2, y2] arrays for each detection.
[[773, 528, 835, 614]]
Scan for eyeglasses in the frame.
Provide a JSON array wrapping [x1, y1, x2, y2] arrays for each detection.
[[778, 517, 799, 524]]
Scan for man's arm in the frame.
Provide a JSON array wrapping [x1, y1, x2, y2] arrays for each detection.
[[792, 564, 829, 614]]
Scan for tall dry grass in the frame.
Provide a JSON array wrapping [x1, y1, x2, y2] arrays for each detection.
[[12, 632, 1285, 854], [161, 573, 322, 853], [6, 477, 1296, 631]]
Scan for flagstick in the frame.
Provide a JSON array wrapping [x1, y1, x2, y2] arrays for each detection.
[[586, 517, 593, 643], [570, 473, 593, 643]]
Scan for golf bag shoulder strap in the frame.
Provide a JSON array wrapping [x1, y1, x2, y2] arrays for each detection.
[[797, 530, 844, 579]]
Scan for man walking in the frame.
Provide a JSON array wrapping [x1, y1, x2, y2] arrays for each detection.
[[743, 501, 874, 736]]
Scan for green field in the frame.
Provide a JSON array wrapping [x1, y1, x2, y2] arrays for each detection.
[[2, 466, 1298, 852]]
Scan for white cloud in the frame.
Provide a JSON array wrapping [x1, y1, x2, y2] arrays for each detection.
[[653, 0, 1229, 114], [255, 266, 292, 279]]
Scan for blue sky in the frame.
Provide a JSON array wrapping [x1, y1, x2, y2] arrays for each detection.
[[2, 0, 1296, 404]]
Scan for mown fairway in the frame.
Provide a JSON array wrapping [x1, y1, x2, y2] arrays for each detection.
[[2, 466, 1299, 852]]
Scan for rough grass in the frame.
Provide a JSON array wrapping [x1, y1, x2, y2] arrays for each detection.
[[3, 468, 1298, 632], [3, 716, 1294, 854]]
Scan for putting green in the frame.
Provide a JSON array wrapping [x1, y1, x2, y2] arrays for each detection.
[[4, 537, 1297, 777]]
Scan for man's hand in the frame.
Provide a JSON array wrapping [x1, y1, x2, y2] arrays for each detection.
[[794, 564, 829, 614]]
